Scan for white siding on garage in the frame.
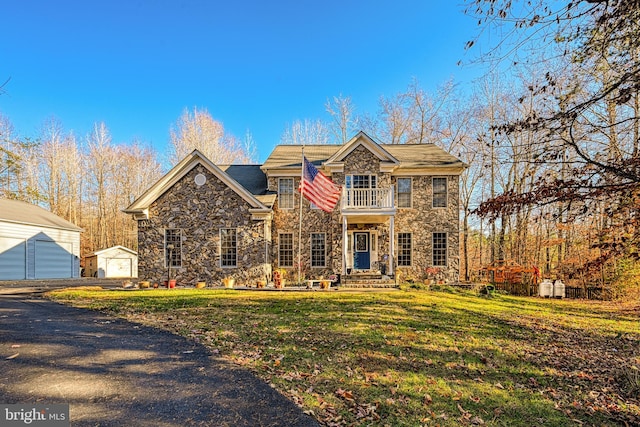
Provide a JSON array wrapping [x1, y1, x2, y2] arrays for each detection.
[[0, 236, 27, 280], [35, 240, 74, 279], [0, 220, 80, 280]]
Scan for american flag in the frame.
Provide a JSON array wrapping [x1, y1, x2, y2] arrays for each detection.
[[299, 156, 340, 212]]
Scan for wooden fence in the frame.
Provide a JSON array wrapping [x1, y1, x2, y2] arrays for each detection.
[[563, 286, 605, 300], [493, 282, 537, 296], [493, 283, 606, 299]]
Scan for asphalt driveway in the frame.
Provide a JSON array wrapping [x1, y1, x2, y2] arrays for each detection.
[[0, 293, 319, 427]]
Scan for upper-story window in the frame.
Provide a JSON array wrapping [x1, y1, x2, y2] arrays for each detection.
[[278, 178, 295, 209], [346, 175, 377, 189], [346, 175, 377, 207], [432, 177, 447, 208], [397, 177, 412, 208]]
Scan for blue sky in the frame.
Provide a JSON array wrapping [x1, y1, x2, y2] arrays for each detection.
[[1, 1, 485, 163]]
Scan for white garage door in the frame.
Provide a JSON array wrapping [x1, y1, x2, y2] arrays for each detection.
[[35, 240, 73, 279], [105, 258, 132, 278], [0, 237, 27, 280]]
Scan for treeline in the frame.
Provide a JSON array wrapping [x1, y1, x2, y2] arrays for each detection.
[[1, 118, 163, 255], [0, 107, 265, 257], [2, 0, 640, 298]]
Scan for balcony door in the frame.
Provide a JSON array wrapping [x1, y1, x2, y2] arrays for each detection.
[[353, 232, 370, 270], [346, 175, 377, 207]]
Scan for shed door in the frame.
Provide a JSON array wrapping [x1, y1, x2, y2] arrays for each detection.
[[35, 240, 73, 279], [106, 258, 132, 278], [0, 237, 26, 280]]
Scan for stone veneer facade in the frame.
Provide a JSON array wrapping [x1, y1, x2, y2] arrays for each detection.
[[270, 144, 460, 283], [137, 164, 269, 285], [133, 139, 461, 286]]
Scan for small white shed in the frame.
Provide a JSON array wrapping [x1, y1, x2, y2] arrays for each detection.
[[84, 245, 138, 278], [0, 199, 82, 280]]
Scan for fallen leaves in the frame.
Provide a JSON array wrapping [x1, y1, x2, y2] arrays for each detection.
[[48, 288, 640, 427]]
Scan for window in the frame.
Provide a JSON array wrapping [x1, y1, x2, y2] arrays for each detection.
[[433, 177, 447, 208], [220, 228, 237, 267], [278, 178, 295, 209], [346, 174, 377, 206], [311, 233, 326, 267], [346, 174, 377, 189], [397, 178, 412, 208], [433, 232, 447, 266], [165, 229, 182, 268], [397, 233, 412, 266], [279, 233, 294, 267]]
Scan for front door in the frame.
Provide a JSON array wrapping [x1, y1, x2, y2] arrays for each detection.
[[353, 232, 370, 270]]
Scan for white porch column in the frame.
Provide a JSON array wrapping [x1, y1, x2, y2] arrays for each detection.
[[342, 216, 348, 275], [389, 216, 395, 276]]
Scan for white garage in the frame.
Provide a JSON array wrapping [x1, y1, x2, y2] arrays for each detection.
[[84, 245, 138, 278], [0, 199, 82, 280]]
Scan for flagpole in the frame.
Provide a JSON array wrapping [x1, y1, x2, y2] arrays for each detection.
[[298, 146, 305, 285]]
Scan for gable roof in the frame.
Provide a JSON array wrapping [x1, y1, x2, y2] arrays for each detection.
[[219, 164, 276, 208], [123, 150, 271, 217], [218, 164, 268, 195], [385, 144, 466, 169], [0, 199, 83, 232], [325, 131, 399, 166], [88, 245, 137, 257], [261, 145, 341, 170], [261, 132, 466, 173]]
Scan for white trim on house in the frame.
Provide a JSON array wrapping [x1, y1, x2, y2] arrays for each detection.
[[324, 131, 400, 173], [123, 150, 270, 219]]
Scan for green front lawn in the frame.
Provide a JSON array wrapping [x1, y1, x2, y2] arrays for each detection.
[[48, 288, 640, 426]]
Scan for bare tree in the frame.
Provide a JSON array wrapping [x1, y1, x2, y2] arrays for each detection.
[[0, 114, 40, 202], [85, 122, 115, 250], [325, 94, 355, 144], [279, 119, 332, 145], [362, 79, 454, 145], [168, 107, 251, 164], [39, 117, 82, 221]]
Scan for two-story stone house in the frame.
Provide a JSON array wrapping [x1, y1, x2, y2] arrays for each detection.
[[124, 131, 466, 286]]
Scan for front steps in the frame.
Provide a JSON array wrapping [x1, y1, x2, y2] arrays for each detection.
[[340, 273, 397, 288]]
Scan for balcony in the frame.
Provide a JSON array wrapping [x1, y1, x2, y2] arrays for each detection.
[[341, 186, 396, 217]]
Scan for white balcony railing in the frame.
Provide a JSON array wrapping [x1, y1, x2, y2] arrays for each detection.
[[341, 185, 394, 210]]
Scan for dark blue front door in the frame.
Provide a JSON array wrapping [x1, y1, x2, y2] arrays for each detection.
[[353, 232, 370, 270]]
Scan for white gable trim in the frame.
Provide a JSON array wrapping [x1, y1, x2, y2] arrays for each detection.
[[91, 245, 138, 257], [325, 131, 400, 172], [124, 150, 269, 219]]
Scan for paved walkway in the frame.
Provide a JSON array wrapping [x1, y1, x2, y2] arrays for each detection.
[[0, 293, 319, 427]]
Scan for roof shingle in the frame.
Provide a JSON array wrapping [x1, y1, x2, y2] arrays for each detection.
[[0, 199, 83, 231]]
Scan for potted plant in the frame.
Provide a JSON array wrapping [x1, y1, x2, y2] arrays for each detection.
[[274, 268, 287, 289], [424, 267, 442, 286], [222, 276, 235, 288], [256, 275, 267, 288], [196, 281, 206, 289]]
